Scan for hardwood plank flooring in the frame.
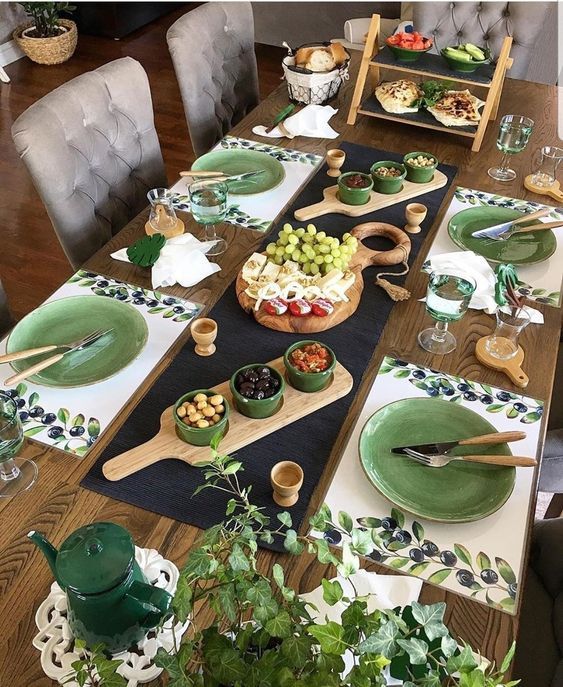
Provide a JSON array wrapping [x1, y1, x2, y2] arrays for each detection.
[[0, 7, 285, 319]]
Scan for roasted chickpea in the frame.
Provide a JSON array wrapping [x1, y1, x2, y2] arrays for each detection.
[[202, 406, 215, 418], [194, 393, 207, 403], [214, 404, 225, 415], [209, 395, 224, 406], [196, 419, 210, 429], [212, 414, 221, 423], [177, 405, 187, 418]]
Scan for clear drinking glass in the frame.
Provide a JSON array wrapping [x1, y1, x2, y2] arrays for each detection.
[[484, 306, 531, 360], [418, 272, 477, 355], [488, 115, 534, 182], [530, 146, 563, 188], [147, 188, 180, 233], [0, 392, 36, 498], [188, 179, 229, 257]]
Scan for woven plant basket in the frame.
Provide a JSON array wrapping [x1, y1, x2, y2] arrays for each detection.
[[14, 19, 77, 65]]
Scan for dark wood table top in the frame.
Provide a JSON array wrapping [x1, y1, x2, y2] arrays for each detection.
[[1, 58, 560, 685]]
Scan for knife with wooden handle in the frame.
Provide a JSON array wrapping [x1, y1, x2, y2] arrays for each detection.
[[5, 353, 65, 385], [0, 345, 59, 364], [457, 455, 537, 466]]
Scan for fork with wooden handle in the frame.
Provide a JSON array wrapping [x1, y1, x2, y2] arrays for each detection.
[[404, 449, 537, 468], [508, 220, 563, 234], [179, 170, 227, 178]]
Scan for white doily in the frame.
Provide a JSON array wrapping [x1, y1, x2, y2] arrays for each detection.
[[33, 546, 189, 687]]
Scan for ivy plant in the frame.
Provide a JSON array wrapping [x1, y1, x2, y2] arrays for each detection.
[[67, 438, 520, 687]]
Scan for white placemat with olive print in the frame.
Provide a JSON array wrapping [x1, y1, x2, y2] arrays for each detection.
[[426, 187, 563, 307], [169, 135, 323, 233], [315, 356, 544, 615], [0, 270, 202, 458]]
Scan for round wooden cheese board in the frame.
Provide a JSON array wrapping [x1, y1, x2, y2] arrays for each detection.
[[235, 222, 411, 333]]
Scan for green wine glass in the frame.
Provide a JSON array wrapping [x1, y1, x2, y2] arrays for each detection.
[[0, 392, 37, 497], [418, 272, 477, 355], [188, 179, 229, 257], [488, 114, 534, 182]]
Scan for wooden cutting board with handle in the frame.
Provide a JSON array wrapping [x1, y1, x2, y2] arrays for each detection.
[[236, 222, 411, 333]]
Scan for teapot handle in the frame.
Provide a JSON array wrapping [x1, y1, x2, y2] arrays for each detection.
[[127, 581, 173, 629]]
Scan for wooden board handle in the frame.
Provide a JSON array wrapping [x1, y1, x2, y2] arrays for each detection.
[[546, 186, 563, 202], [5, 353, 65, 385], [460, 455, 537, 467], [0, 345, 58, 364], [103, 432, 182, 481], [458, 431, 526, 446], [294, 198, 339, 222]]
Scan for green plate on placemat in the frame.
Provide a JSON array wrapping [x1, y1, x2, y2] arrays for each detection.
[[359, 398, 515, 522], [191, 149, 285, 195], [7, 296, 148, 388], [448, 206, 557, 265]]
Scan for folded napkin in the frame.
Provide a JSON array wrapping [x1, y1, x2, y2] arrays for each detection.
[[424, 251, 544, 323], [252, 104, 339, 139], [111, 233, 221, 289]]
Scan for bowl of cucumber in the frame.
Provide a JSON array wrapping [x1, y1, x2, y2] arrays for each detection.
[[441, 43, 489, 72]]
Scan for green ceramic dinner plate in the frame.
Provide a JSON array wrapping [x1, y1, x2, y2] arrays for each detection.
[[359, 398, 515, 523], [7, 296, 148, 388], [191, 149, 285, 195], [448, 206, 557, 265]]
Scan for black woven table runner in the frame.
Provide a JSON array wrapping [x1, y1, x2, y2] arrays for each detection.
[[82, 142, 457, 552]]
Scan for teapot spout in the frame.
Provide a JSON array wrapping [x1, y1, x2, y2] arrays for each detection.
[[28, 530, 61, 587]]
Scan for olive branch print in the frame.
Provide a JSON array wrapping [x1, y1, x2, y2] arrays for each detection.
[[321, 509, 517, 613], [5, 383, 100, 457], [67, 271, 201, 323], [220, 135, 322, 166], [380, 357, 543, 424]]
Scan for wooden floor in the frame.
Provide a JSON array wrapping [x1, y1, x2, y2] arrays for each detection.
[[0, 7, 285, 320]]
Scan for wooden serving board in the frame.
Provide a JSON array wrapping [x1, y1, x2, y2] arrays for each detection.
[[294, 170, 448, 221], [102, 357, 353, 481], [236, 222, 411, 333]]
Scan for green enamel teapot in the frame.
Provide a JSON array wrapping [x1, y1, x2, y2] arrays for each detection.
[[29, 522, 173, 653]]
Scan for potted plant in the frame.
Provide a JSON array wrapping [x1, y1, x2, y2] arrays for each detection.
[[69, 439, 520, 686], [14, 2, 77, 65]]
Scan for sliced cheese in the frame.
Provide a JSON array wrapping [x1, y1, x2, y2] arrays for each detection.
[[317, 268, 344, 290], [241, 253, 267, 282], [261, 262, 282, 281]]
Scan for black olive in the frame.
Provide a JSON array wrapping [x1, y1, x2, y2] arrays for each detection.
[[263, 388, 275, 398], [257, 367, 271, 378], [239, 382, 255, 395], [271, 377, 280, 390], [253, 390, 265, 400], [256, 379, 272, 391], [236, 374, 246, 387], [241, 388, 255, 398], [246, 371, 260, 383]]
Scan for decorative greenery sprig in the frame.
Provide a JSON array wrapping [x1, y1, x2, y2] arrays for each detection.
[[413, 80, 456, 109], [19, 2, 76, 37], [66, 438, 519, 687], [65, 640, 126, 687]]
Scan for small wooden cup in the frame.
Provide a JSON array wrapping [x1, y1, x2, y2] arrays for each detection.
[[326, 149, 346, 177], [191, 318, 217, 356], [404, 203, 428, 234], [271, 461, 304, 507]]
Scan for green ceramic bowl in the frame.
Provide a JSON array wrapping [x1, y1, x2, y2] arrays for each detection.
[[174, 389, 229, 446], [403, 152, 437, 183], [387, 43, 431, 63], [337, 172, 373, 206], [230, 365, 285, 419], [284, 341, 336, 393], [370, 162, 406, 194], [440, 48, 488, 72]]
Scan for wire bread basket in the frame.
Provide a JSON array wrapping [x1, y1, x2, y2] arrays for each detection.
[[282, 41, 350, 105]]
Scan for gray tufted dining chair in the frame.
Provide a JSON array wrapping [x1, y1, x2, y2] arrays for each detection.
[[11, 57, 167, 269], [0, 279, 13, 337], [413, 2, 552, 80], [166, 2, 260, 158]]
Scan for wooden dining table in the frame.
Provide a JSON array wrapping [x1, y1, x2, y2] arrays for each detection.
[[0, 55, 560, 685]]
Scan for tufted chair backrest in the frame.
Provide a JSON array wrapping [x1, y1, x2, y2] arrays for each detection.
[[413, 2, 551, 80], [166, 2, 260, 158], [11, 57, 167, 269], [0, 278, 13, 337]]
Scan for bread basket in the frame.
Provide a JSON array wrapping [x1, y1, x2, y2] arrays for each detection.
[[282, 41, 350, 105]]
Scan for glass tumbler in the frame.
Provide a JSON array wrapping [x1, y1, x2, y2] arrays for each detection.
[[147, 188, 180, 233], [530, 146, 563, 188], [484, 306, 531, 360], [0, 392, 37, 498]]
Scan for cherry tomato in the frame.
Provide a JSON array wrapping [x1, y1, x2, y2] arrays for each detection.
[[288, 299, 312, 317], [262, 298, 288, 316], [311, 298, 334, 317]]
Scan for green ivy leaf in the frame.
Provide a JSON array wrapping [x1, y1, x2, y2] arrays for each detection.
[[307, 621, 347, 655], [313, 539, 340, 566], [411, 601, 448, 641], [322, 578, 343, 606], [309, 503, 332, 531], [397, 637, 429, 665], [281, 635, 313, 668], [358, 619, 400, 658], [284, 529, 304, 555], [500, 641, 516, 674], [172, 574, 192, 622], [454, 544, 472, 567], [351, 528, 373, 556], [495, 557, 516, 584], [476, 552, 491, 570], [218, 585, 237, 623], [277, 511, 292, 528], [265, 610, 292, 638], [272, 562, 284, 589], [427, 569, 452, 585], [228, 543, 250, 572], [446, 644, 478, 674], [441, 634, 458, 658]]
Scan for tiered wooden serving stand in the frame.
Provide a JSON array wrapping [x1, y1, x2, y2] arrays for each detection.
[[347, 14, 514, 152], [102, 357, 353, 480]]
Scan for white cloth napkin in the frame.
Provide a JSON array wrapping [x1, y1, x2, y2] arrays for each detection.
[[424, 251, 544, 323], [111, 233, 221, 289], [252, 104, 339, 139]]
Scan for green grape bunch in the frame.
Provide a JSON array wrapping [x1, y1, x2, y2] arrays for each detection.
[[265, 223, 359, 276]]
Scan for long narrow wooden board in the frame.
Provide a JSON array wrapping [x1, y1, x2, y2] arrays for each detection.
[[294, 170, 447, 222], [102, 357, 354, 480]]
